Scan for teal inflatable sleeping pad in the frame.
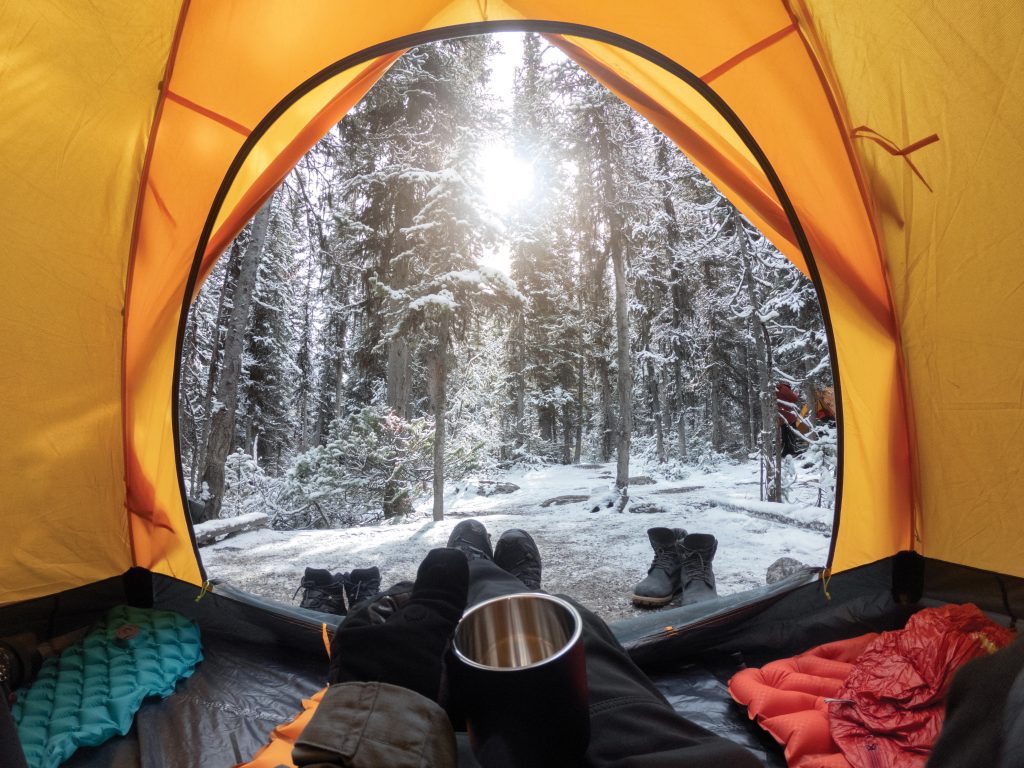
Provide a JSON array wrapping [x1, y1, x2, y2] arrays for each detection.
[[12, 605, 202, 768]]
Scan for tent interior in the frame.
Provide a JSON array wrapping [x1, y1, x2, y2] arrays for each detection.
[[2, 2, 1022, 766]]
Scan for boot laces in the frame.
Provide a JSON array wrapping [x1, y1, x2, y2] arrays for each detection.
[[451, 537, 490, 560], [683, 552, 708, 582], [650, 547, 676, 572], [504, 546, 538, 571], [292, 577, 318, 601], [349, 579, 368, 603]]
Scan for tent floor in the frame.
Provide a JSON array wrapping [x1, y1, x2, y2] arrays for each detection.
[[25, 555, 1019, 765], [60, 631, 785, 767]]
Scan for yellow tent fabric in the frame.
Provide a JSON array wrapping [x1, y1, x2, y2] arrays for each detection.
[[1, 1, 1020, 605], [792, 1, 1024, 579]]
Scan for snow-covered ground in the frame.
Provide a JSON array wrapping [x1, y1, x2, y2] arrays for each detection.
[[201, 459, 833, 624]]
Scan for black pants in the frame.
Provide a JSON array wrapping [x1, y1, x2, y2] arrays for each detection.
[[463, 560, 761, 768], [928, 634, 1024, 768]]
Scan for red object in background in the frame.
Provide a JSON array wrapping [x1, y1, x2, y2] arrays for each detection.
[[829, 603, 1015, 768], [777, 382, 800, 426], [814, 387, 836, 423]]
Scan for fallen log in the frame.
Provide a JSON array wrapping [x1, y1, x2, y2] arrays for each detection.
[[540, 494, 590, 507], [194, 512, 269, 546]]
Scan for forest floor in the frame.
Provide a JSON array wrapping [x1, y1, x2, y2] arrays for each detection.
[[201, 458, 833, 624], [201, 456, 831, 626]]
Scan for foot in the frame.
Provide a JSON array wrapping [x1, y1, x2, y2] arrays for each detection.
[[494, 528, 542, 590], [446, 519, 493, 561]]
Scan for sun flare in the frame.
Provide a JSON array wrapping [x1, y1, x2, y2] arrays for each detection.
[[478, 144, 535, 215]]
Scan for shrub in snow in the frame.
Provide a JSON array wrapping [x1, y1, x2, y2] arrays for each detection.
[[284, 405, 433, 527], [220, 450, 288, 520], [802, 421, 837, 508], [274, 404, 491, 528]]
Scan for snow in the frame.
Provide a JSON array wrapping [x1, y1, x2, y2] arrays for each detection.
[[195, 511, 269, 538], [408, 289, 458, 312], [444, 269, 485, 284], [202, 459, 832, 624]]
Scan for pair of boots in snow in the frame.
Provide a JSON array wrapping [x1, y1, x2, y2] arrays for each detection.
[[631, 528, 717, 608], [296, 566, 381, 616]]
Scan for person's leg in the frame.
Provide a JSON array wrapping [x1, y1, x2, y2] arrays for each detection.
[[462, 558, 759, 767], [467, 558, 529, 605], [564, 596, 760, 768]]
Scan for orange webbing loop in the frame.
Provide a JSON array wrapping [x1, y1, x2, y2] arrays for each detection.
[[850, 126, 940, 191]]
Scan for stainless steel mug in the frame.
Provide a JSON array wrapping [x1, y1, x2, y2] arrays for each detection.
[[452, 592, 590, 767]]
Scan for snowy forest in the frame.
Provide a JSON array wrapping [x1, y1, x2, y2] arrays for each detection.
[[179, 34, 836, 531]]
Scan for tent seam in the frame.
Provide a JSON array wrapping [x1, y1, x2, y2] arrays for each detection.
[[783, 0, 920, 562], [122, 0, 199, 575]]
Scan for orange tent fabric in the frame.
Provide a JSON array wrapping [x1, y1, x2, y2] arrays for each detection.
[[3, 1, 1022, 605]]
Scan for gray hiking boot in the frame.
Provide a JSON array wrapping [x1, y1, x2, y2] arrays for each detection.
[[296, 567, 347, 615], [344, 566, 382, 610], [494, 528, 542, 590], [446, 519, 493, 561], [631, 527, 687, 607], [679, 533, 718, 605]]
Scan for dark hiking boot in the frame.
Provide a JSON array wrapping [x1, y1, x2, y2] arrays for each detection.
[[296, 567, 347, 615], [344, 566, 382, 611], [679, 533, 718, 605], [631, 527, 684, 607], [446, 519, 493, 561], [494, 528, 542, 590]]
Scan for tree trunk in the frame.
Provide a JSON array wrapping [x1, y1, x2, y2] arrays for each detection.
[[384, 188, 414, 420], [598, 357, 614, 461], [180, 305, 202, 494], [648, 358, 666, 463], [199, 200, 273, 521], [590, 109, 631, 487], [192, 246, 241, 498], [769, 329, 783, 502], [677, 408, 688, 462], [674, 364, 687, 462], [746, 271, 780, 502], [709, 367, 724, 452], [561, 403, 573, 464], [333, 309, 348, 425], [612, 247, 631, 488], [574, 356, 584, 463], [743, 328, 756, 452], [510, 312, 526, 455], [574, 289, 586, 464], [428, 318, 450, 522], [386, 339, 411, 419], [295, 265, 314, 453]]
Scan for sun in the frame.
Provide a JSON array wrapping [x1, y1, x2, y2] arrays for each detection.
[[477, 144, 535, 215]]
